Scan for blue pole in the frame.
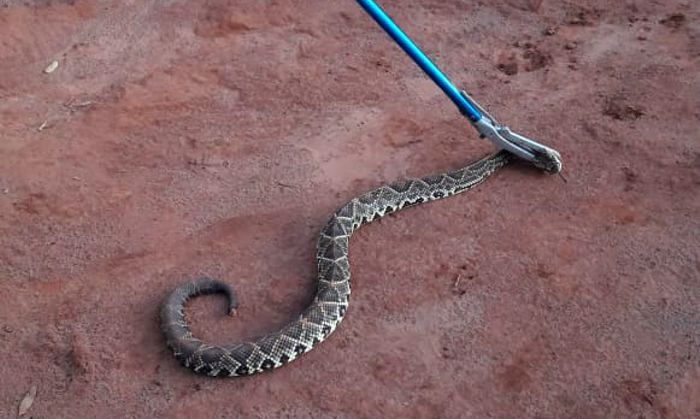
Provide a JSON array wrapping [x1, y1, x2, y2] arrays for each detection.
[[356, 0, 482, 122]]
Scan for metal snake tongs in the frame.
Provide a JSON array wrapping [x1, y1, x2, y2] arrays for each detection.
[[357, 0, 562, 173]]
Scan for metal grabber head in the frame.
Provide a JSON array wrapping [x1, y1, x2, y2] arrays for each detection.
[[460, 91, 563, 174]]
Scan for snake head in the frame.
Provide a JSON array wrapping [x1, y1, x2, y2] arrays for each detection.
[[471, 117, 563, 175], [530, 147, 563, 174]]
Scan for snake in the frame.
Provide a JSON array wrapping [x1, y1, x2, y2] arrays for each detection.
[[160, 147, 562, 377]]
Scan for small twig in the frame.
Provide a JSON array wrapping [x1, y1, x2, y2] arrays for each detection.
[[451, 273, 467, 296], [64, 98, 94, 112], [276, 181, 295, 189], [37, 121, 49, 132]]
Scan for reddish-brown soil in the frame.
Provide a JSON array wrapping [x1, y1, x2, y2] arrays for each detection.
[[1, 1, 698, 418]]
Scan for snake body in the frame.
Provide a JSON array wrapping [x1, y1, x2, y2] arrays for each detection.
[[161, 148, 561, 377]]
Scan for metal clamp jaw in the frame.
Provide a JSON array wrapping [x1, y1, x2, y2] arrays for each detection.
[[460, 91, 563, 174]]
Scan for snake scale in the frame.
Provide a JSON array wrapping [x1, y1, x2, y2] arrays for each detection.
[[161, 148, 562, 377]]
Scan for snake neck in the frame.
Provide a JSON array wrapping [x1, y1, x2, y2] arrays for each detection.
[[337, 150, 512, 232]]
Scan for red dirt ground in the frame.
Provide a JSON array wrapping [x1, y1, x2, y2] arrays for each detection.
[[1, 1, 698, 418]]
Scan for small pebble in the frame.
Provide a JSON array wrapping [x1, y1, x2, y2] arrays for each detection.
[[18, 385, 37, 416], [43, 60, 59, 74]]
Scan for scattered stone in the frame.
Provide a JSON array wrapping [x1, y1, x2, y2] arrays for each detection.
[[564, 42, 577, 50], [543, 26, 557, 36], [43, 60, 59, 74]]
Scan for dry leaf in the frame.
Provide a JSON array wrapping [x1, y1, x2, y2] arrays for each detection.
[[18, 385, 37, 416]]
